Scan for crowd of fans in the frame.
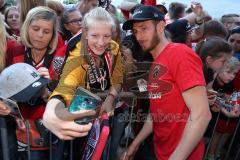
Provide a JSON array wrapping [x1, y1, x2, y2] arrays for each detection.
[[0, 0, 240, 160]]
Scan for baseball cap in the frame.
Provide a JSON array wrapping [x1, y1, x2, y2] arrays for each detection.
[[165, 19, 192, 37], [230, 26, 240, 34], [122, 5, 165, 30], [0, 63, 49, 102]]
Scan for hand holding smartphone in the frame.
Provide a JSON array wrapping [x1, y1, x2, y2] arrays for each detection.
[[68, 87, 102, 124], [207, 89, 218, 96]]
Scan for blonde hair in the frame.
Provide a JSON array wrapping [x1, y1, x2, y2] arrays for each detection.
[[0, 15, 7, 71], [80, 7, 116, 62], [20, 6, 58, 54], [222, 56, 240, 72]]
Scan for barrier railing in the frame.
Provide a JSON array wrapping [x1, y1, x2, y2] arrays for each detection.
[[1, 92, 240, 160]]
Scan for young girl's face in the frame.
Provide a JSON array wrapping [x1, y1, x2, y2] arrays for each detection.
[[218, 68, 239, 84], [86, 21, 112, 56], [207, 54, 232, 72]]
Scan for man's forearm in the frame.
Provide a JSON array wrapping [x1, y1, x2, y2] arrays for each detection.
[[132, 114, 153, 146], [170, 86, 211, 160], [169, 113, 210, 160]]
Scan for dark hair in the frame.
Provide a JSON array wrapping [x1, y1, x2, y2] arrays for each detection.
[[196, 36, 232, 83], [185, 7, 192, 14], [165, 19, 190, 44], [229, 26, 240, 35], [204, 20, 227, 38], [196, 36, 232, 63], [221, 14, 240, 24], [168, 2, 186, 20], [60, 7, 79, 40]]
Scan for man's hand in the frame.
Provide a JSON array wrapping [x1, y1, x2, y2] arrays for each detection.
[[120, 142, 140, 160]]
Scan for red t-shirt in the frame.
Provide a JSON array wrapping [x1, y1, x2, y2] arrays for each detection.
[[148, 43, 206, 160]]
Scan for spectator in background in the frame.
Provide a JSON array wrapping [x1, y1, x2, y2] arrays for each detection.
[[168, 2, 186, 22], [183, 2, 211, 43], [203, 20, 228, 39], [19, 0, 46, 24], [119, 0, 139, 20], [107, 4, 117, 16], [195, 37, 233, 150], [0, 14, 17, 160], [196, 37, 233, 86], [0, 15, 7, 71], [61, 8, 82, 41], [207, 57, 240, 160], [227, 27, 240, 90], [228, 26, 240, 59], [76, 0, 98, 16], [156, 1, 168, 15], [165, 19, 192, 46], [221, 14, 240, 32], [0, 0, 7, 14], [4, 6, 20, 37], [46, 0, 64, 24]]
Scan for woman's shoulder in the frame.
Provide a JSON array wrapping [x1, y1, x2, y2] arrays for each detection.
[[7, 39, 24, 51], [6, 39, 25, 65], [110, 40, 120, 56]]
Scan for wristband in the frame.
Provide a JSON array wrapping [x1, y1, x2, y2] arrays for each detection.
[[107, 93, 116, 99]]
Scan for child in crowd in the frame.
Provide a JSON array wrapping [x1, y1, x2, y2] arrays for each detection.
[[196, 36, 233, 91], [206, 57, 240, 160], [196, 36, 233, 151]]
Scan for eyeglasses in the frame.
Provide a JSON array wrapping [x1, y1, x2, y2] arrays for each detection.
[[67, 19, 82, 25]]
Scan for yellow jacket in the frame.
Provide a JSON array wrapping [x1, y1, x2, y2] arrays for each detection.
[[50, 40, 124, 107]]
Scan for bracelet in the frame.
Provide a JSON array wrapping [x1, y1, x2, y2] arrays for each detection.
[[107, 92, 116, 99]]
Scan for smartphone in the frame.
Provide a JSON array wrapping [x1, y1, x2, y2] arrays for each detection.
[[69, 87, 102, 124], [0, 96, 23, 119]]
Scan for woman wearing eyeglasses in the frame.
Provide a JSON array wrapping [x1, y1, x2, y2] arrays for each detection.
[[61, 8, 82, 41], [43, 7, 123, 140]]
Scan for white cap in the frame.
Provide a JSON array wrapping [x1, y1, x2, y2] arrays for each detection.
[[0, 63, 49, 102], [118, 0, 139, 11], [156, 0, 166, 6]]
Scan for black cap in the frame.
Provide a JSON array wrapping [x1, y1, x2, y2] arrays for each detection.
[[230, 26, 240, 35], [122, 5, 165, 30], [165, 19, 192, 37]]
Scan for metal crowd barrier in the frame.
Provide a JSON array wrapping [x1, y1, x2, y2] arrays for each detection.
[[1, 92, 240, 160]]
